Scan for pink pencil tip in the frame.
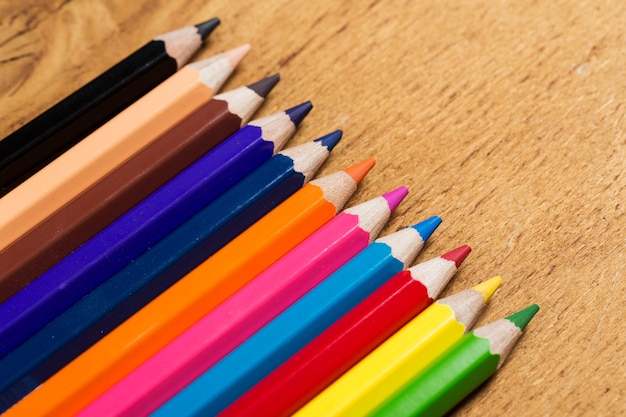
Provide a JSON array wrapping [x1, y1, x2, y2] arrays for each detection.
[[382, 186, 409, 212], [440, 245, 471, 268]]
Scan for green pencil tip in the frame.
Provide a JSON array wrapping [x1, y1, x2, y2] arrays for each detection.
[[506, 304, 539, 330]]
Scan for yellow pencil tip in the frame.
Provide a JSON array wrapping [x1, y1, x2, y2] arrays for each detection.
[[472, 276, 502, 302], [224, 44, 251, 67]]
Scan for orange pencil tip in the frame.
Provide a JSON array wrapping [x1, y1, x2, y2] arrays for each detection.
[[224, 44, 251, 67], [344, 158, 375, 184]]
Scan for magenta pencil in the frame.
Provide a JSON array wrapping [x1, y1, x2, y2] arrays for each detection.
[[76, 187, 408, 417]]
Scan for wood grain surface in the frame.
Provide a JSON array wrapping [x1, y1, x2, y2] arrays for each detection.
[[1, 1, 624, 415]]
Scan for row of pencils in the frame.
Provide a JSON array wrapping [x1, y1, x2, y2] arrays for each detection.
[[0, 17, 538, 417]]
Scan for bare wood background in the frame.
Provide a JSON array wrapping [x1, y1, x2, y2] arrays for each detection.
[[1, 0, 624, 415]]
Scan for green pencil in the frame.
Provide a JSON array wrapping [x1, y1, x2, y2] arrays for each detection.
[[370, 304, 539, 417]]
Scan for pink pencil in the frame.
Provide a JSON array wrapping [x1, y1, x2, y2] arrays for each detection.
[[77, 187, 408, 417]]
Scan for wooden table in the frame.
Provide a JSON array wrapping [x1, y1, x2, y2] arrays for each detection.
[[1, 1, 624, 415]]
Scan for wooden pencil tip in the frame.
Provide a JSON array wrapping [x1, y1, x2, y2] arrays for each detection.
[[285, 101, 313, 126], [224, 44, 251, 67], [506, 304, 539, 330], [382, 186, 408, 212], [472, 276, 502, 302], [344, 157, 375, 184], [441, 244, 471, 268], [247, 74, 280, 98], [195, 18, 221, 41]]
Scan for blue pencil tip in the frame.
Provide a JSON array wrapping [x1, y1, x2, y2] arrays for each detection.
[[412, 216, 442, 242], [285, 101, 313, 126], [314, 130, 343, 151]]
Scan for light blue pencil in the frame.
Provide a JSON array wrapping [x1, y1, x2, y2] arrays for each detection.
[[152, 216, 442, 417]]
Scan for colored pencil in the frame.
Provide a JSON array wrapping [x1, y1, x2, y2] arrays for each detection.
[[0, 74, 285, 303], [295, 276, 502, 417], [0, 18, 219, 196], [371, 304, 539, 417], [78, 187, 408, 417], [222, 245, 471, 417], [0, 79, 295, 358], [1, 158, 371, 417], [152, 217, 441, 417], [0, 130, 329, 413], [0, 44, 248, 252]]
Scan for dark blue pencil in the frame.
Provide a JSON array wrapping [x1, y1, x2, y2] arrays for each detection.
[[0, 132, 340, 412], [0, 78, 292, 358]]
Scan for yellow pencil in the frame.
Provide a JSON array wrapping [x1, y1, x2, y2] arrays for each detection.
[[294, 276, 502, 417]]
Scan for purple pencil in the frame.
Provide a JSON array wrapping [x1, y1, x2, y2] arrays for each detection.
[[0, 100, 313, 358]]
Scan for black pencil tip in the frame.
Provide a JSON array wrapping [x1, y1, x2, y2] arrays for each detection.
[[195, 18, 221, 41], [314, 130, 343, 151], [247, 74, 280, 98], [285, 101, 313, 127]]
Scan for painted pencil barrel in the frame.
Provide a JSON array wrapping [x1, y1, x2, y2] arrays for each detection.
[[152, 220, 438, 416], [0, 99, 236, 303], [0, 45, 247, 253], [0, 83, 282, 358], [222, 245, 469, 417], [295, 276, 501, 417], [0, 19, 219, 195], [77, 189, 402, 417], [371, 304, 539, 417], [0, 76, 288, 305], [0, 131, 321, 414], [294, 302, 465, 417], [155, 241, 409, 417], [0, 152, 361, 417], [373, 335, 499, 417]]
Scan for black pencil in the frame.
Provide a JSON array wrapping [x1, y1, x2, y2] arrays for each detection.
[[0, 18, 220, 196]]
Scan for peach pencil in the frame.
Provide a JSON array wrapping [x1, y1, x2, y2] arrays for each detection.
[[0, 44, 248, 252]]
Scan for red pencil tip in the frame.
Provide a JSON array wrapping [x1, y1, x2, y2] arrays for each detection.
[[344, 158, 375, 184], [382, 186, 408, 212], [440, 245, 471, 268]]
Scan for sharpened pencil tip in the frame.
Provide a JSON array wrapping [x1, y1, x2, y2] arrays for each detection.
[[344, 157, 375, 184], [441, 245, 471, 268], [314, 130, 343, 151], [285, 101, 313, 126], [195, 18, 221, 41], [382, 186, 409, 212], [506, 304, 539, 330], [224, 44, 251, 67], [247, 74, 280, 98], [412, 216, 441, 242], [473, 276, 502, 302]]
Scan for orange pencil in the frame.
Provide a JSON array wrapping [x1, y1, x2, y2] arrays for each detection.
[[2, 159, 374, 417], [0, 45, 248, 251]]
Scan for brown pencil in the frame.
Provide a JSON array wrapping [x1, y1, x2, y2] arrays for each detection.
[[0, 74, 278, 302], [0, 45, 248, 253]]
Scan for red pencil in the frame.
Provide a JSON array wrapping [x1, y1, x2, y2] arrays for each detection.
[[219, 245, 471, 417]]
